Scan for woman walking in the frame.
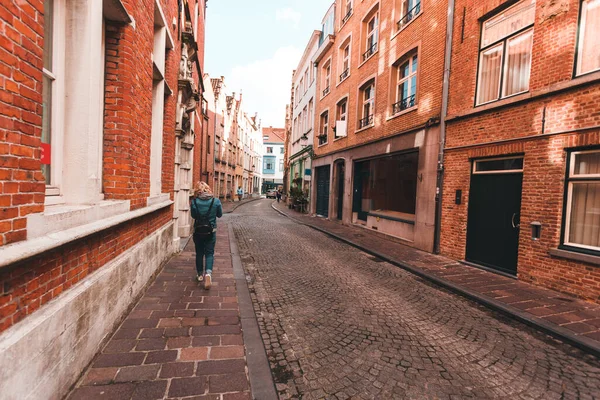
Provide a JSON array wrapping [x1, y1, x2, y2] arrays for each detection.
[[190, 181, 223, 289]]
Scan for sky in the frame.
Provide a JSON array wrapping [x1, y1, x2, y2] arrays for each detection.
[[204, 0, 332, 128]]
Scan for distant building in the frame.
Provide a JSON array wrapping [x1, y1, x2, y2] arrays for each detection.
[[262, 127, 286, 192]]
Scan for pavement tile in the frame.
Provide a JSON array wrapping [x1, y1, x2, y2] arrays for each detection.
[[221, 335, 244, 345], [209, 346, 244, 359], [114, 364, 160, 382], [158, 318, 183, 328], [94, 353, 146, 368], [131, 380, 168, 400], [180, 347, 209, 361], [196, 359, 247, 375], [68, 383, 136, 400], [144, 350, 178, 365], [167, 336, 192, 349], [168, 377, 207, 398], [208, 373, 249, 393], [164, 327, 191, 337], [192, 325, 241, 336], [207, 316, 239, 326], [112, 328, 141, 340], [121, 318, 159, 329], [139, 328, 165, 338], [192, 336, 220, 347], [102, 339, 136, 354], [182, 317, 208, 326], [160, 362, 196, 378], [135, 338, 167, 351], [222, 393, 252, 400], [81, 368, 118, 386]]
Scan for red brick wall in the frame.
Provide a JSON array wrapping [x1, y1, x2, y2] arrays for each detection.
[[314, 0, 448, 157], [0, 0, 46, 245], [441, 0, 600, 302], [0, 210, 171, 333], [0, 0, 207, 334]]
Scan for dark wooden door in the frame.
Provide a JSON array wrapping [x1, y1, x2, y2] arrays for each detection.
[[316, 165, 330, 217], [336, 162, 345, 220], [466, 173, 523, 275]]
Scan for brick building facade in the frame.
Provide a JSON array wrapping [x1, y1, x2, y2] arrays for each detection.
[[0, 0, 209, 397], [441, 0, 600, 301], [311, 0, 449, 252], [206, 75, 262, 201]]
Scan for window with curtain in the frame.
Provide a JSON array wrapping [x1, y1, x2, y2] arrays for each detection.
[[564, 149, 600, 252], [577, 0, 600, 76], [476, 0, 535, 105]]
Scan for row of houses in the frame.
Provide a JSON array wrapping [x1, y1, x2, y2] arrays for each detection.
[[285, 0, 600, 303], [0, 1, 266, 398]]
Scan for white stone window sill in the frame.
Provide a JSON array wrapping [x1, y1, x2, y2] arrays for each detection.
[[0, 199, 173, 270]]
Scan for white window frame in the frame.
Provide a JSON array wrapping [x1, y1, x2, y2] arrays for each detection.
[[563, 149, 600, 252], [364, 12, 379, 61], [576, 0, 600, 76], [359, 82, 375, 128], [339, 38, 351, 83], [337, 98, 348, 122], [475, 0, 535, 106], [322, 60, 332, 97], [319, 111, 329, 146], [397, 0, 422, 31], [342, 0, 353, 24], [394, 53, 418, 114], [42, 0, 65, 199]]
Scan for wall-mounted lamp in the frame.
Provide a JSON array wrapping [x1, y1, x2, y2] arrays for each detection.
[[313, 61, 318, 67], [531, 221, 542, 240]]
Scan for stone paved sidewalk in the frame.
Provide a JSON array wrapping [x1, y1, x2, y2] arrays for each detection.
[[272, 201, 600, 357], [67, 224, 251, 400]]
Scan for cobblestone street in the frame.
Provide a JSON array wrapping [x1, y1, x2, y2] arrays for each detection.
[[231, 200, 600, 400]]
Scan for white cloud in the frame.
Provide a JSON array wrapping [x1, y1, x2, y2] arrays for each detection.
[[228, 46, 302, 128], [275, 7, 302, 28]]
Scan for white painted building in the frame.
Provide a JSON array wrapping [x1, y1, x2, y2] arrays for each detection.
[[261, 127, 285, 193]]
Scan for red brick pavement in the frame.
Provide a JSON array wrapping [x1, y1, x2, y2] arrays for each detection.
[[273, 201, 600, 354], [67, 224, 251, 400]]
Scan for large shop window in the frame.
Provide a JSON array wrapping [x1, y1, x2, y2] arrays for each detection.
[[577, 0, 600, 76], [476, 0, 535, 105], [563, 149, 600, 253], [353, 151, 418, 221]]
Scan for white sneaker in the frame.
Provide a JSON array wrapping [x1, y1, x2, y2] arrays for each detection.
[[204, 274, 212, 289], [197, 274, 204, 282]]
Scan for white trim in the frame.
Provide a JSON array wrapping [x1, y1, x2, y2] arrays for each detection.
[[472, 156, 524, 174], [0, 200, 173, 270]]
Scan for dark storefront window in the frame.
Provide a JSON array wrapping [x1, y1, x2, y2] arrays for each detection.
[[353, 151, 418, 221]]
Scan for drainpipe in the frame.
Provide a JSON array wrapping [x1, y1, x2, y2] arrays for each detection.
[[433, 0, 456, 254]]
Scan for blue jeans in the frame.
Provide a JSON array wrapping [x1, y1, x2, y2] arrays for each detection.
[[193, 233, 216, 276]]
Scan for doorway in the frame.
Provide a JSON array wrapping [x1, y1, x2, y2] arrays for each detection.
[[335, 161, 345, 220], [466, 157, 523, 276], [316, 165, 330, 217]]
